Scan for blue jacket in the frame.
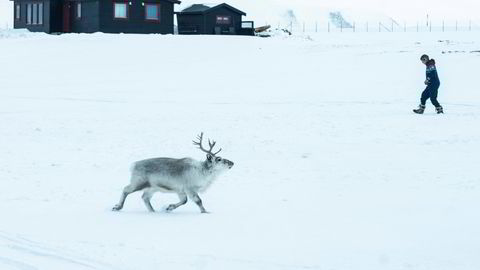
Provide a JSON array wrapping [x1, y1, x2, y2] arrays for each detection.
[[426, 59, 440, 86]]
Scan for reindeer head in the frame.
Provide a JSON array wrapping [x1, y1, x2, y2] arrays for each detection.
[[193, 132, 234, 170]]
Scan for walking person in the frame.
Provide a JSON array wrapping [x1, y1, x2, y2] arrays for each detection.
[[413, 54, 444, 114]]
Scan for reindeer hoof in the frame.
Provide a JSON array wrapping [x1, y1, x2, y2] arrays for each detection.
[[112, 205, 122, 211], [166, 204, 176, 212]]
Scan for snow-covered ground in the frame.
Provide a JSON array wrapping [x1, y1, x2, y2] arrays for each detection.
[[1, 30, 480, 270]]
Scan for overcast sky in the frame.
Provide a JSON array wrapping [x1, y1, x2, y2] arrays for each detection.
[[1, 0, 479, 29], [229, 0, 480, 23]]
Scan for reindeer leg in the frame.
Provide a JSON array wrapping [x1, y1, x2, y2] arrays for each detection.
[[112, 181, 149, 211], [166, 192, 188, 212], [188, 192, 208, 213], [142, 188, 157, 212]]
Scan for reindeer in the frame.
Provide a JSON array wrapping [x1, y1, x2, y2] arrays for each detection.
[[112, 133, 234, 213]]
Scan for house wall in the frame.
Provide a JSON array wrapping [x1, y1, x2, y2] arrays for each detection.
[[12, 0, 177, 34], [177, 6, 243, 35], [70, 0, 100, 33], [177, 14, 205, 34], [204, 7, 242, 35], [13, 0, 53, 33], [99, 0, 175, 34], [49, 0, 63, 32]]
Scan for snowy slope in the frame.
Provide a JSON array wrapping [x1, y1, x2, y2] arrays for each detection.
[[0, 31, 480, 270]]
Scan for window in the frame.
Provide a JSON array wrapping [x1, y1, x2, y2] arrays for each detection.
[[15, 4, 20, 20], [32, 3, 37, 25], [216, 15, 231, 25], [26, 3, 43, 25], [114, 3, 128, 19], [26, 4, 31, 25], [77, 3, 82, 19], [242, 21, 254, 28], [145, 4, 159, 21], [38, 3, 43, 24]]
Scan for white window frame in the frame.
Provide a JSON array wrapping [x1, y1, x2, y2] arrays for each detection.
[[114, 3, 128, 19], [32, 3, 38, 25], [38, 3, 43, 25], [216, 15, 231, 25], [77, 3, 82, 19], [15, 4, 21, 20], [26, 4, 32, 25], [145, 4, 160, 21], [26, 2, 43, 25]]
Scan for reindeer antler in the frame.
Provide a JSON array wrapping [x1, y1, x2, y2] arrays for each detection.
[[192, 132, 222, 156]]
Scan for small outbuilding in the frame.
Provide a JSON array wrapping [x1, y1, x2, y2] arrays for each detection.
[[176, 3, 254, 35], [10, 0, 181, 34]]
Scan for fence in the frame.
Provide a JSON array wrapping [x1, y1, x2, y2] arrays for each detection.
[[277, 20, 480, 33]]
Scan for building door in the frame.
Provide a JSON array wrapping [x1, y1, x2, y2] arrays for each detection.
[[63, 2, 71, 32]]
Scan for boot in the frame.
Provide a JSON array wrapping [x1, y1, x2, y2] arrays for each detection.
[[436, 106, 444, 114], [413, 104, 426, 114]]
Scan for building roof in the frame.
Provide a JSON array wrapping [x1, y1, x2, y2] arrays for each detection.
[[60, 0, 181, 3], [181, 3, 216, 13], [164, 0, 182, 4], [178, 3, 246, 16]]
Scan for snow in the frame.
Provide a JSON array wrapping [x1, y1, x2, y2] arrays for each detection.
[[1, 30, 480, 270]]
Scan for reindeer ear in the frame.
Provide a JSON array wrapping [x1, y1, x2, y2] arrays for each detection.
[[206, 154, 213, 162]]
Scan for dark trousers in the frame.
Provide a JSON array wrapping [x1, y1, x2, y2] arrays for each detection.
[[420, 84, 441, 107]]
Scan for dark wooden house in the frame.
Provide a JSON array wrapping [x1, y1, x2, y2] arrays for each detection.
[[176, 3, 254, 35], [10, 0, 181, 34]]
